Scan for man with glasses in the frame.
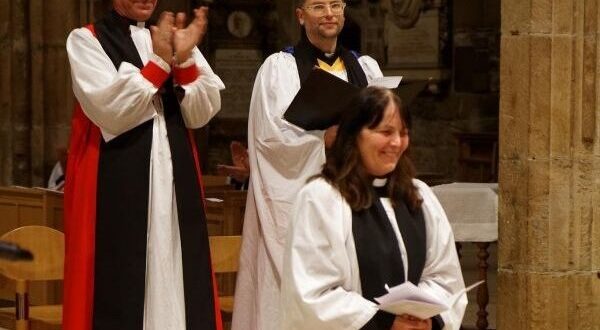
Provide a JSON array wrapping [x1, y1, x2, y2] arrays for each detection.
[[232, 1, 383, 329]]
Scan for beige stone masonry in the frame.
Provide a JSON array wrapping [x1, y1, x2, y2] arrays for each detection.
[[498, 271, 599, 329], [0, 0, 85, 186], [500, 0, 599, 329]]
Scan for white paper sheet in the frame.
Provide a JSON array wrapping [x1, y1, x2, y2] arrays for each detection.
[[368, 76, 403, 89], [375, 280, 484, 319]]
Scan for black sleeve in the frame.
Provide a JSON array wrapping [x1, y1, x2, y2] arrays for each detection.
[[431, 314, 445, 330], [361, 310, 395, 330], [361, 312, 445, 330]]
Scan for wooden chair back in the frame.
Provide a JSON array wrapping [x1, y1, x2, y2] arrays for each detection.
[[202, 175, 234, 196], [209, 235, 241, 274], [0, 226, 64, 281], [209, 235, 242, 317], [205, 190, 247, 236], [203, 175, 229, 187], [0, 226, 64, 330]]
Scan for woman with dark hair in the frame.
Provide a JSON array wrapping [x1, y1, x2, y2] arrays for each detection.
[[281, 87, 466, 330]]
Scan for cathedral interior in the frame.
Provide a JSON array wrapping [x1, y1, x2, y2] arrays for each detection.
[[0, 0, 598, 329]]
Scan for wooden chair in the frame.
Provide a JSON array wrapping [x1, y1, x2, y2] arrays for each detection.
[[209, 235, 242, 315], [202, 175, 234, 195], [0, 226, 63, 330], [205, 190, 247, 236], [454, 132, 499, 182]]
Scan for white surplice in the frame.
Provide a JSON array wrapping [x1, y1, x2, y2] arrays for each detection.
[[66, 24, 224, 330], [232, 51, 383, 330], [281, 178, 467, 330]]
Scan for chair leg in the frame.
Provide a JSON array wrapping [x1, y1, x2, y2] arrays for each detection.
[[475, 242, 490, 330], [16, 319, 29, 330], [15, 280, 30, 330]]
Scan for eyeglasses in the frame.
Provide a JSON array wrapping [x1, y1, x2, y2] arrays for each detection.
[[303, 1, 346, 16]]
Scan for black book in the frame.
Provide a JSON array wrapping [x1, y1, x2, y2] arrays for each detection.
[[284, 69, 360, 131], [283, 69, 411, 131]]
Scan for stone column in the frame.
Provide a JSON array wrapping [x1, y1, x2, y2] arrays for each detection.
[[30, 0, 45, 186], [499, 0, 600, 329], [37, 0, 87, 186], [11, 0, 32, 186], [0, 0, 13, 185], [0, 0, 88, 186]]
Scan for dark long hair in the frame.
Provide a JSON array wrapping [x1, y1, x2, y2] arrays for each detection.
[[320, 86, 422, 211]]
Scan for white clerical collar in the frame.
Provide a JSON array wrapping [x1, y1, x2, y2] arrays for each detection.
[[373, 178, 388, 187]]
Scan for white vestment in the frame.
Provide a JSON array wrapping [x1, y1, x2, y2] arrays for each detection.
[[232, 51, 383, 330], [67, 24, 224, 330], [281, 178, 467, 330]]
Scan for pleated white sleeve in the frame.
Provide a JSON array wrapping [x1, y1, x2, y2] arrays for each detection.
[[176, 47, 225, 129], [282, 178, 467, 330], [248, 53, 385, 272], [282, 179, 378, 330], [251, 53, 328, 177], [358, 55, 384, 82], [67, 27, 163, 141], [67, 27, 225, 140], [246, 53, 330, 280], [414, 179, 468, 330]]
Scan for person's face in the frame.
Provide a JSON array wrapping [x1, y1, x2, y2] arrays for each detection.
[[296, 0, 346, 43], [357, 101, 409, 177], [113, 0, 157, 21]]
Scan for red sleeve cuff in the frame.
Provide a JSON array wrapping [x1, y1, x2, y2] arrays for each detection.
[[141, 61, 170, 88], [173, 64, 200, 85]]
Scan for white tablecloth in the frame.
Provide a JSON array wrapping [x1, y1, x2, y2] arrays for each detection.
[[431, 182, 498, 242]]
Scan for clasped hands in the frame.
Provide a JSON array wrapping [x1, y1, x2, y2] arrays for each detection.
[[150, 6, 208, 65]]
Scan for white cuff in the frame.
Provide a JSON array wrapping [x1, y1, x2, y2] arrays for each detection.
[[149, 53, 172, 73], [174, 56, 196, 69]]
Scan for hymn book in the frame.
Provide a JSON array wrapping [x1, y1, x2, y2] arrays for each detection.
[[283, 69, 403, 131]]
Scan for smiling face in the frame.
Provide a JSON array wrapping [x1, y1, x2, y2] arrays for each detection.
[[113, 0, 157, 21], [357, 100, 409, 177], [296, 0, 345, 46]]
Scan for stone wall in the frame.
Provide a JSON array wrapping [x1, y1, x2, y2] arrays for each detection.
[[406, 0, 500, 181], [129, 0, 502, 181], [0, 0, 198, 186], [0, 0, 503, 184], [0, 0, 87, 186], [410, 92, 499, 179]]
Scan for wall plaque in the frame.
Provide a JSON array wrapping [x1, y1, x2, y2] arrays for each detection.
[[214, 48, 262, 118], [385, 9, 439, 67], [227, 10, 253, 38]]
